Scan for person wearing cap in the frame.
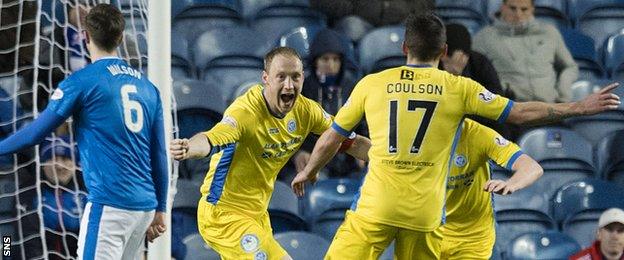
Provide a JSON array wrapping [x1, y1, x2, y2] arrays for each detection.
[[570, 208, 624, 260]]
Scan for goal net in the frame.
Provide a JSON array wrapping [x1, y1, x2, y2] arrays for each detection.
[[0, 0, 167, 259]]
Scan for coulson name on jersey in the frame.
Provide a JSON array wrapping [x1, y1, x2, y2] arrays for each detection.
[[106, 64, 142, 79]]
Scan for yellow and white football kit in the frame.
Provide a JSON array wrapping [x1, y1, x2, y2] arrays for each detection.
[[436, 119, 522, 260], [197, 84, 332, 260], [326, 65, 514, 260]]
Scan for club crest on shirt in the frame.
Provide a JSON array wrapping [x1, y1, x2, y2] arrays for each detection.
[[478, 90, 495, 103], [240, 234, 259, 253], [454, 154, 467, 167], [287, 119, 297, 133], [494, 136, 510, 147], [51, 88, 64, 100], [254, 250, 268, 260]]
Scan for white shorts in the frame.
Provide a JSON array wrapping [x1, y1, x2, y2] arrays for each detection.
[[77, 202, 155, 260]]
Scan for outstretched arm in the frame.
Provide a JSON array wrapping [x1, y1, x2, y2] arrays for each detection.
[[344, 134, 371, 162], [506, 83, 620, 126], [0, 108, 67, 155], [291, 128, 344, 197], [484, 154, 543, 195], [170, 133, 212, 161]]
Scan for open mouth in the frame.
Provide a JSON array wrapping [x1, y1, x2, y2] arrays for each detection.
[[280, 93, 295, 104]]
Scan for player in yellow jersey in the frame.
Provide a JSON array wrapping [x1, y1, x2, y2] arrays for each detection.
[[169, 47, 370, 260], [291, 13, 620, 260], [437, 119, 543, 259]]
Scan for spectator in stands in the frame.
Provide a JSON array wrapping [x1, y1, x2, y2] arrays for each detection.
[[292, 29, 363, 179], [571, 208, 624, 260], [473, 0, 578, 103], [311, 0, 435, 26], [36, 136, 87, 260], [439, 23, 511, 138]]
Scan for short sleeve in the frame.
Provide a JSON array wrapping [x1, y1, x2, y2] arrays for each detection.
[[203, 106, 247, 147], [307, 99, 333, 135], [472, 122, 522, 170], [46, 77, 84, 117], [332, 76, 367, 137], [461, 77, 514, 124]]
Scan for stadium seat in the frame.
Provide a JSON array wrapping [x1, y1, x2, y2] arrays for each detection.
[[193, 26, 271, 90], [560, 28, 606, 80], [172, 0, 243, 44], [173, 79, 226, 139], [183, 233, 220, 260], [595, 130, 624, 187], [277, 25, 324, 60], [334, 15, 374, 44], [506, 231, 581, 260], [533, 0, 570, 28], [171, 32, 194, 80], [268, 181, 306, 233], [275, 231, 330, 260], [251, 5, 326, 44], [436, 0, 488, 34], [517, 127, 596, 197], [573, 0, 624, 50], [566, 84, 624, 145], [304, 178, 360, 240], [358, 26, 405, 73], [229, 81, 260, 105], [493, 183, 550, 215], [570, 80, 603, 101], [494, 210, 557, 257], [241, 0, 310, 20], [552, 179, 624, 247], [603, 32, 624, 78]]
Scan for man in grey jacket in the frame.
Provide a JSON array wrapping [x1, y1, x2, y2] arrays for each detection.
[[473, 0, 578, 103]]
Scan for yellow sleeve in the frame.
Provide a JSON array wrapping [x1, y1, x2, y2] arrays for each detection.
[[203, 106, 248, 148], [332, 76, 367, 137], [469, 120, 523, 170], [461, 77, 514, 123], [306, 98, 333, 135]]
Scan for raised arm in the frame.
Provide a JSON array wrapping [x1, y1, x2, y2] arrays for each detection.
[[484, 154, 543, 195], [506, 83, 620, 126], [170, 133, 212, 161]]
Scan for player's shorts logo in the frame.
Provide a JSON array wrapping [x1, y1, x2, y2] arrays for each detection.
[[454, 154, 467, 167], [51, 88, 64, 100], [494, 136, 510, 147], [287, 119, 297, 133], [254, 250, 268, 260], [478, 90, 495, 103], [240, 234, 260, 253]]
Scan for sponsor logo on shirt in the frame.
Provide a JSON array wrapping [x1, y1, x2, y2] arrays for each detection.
[[494, 136, 510, 147], [240, 234, 259, 253], [478, 90, 495, 103], [51, 88, 64, 100]]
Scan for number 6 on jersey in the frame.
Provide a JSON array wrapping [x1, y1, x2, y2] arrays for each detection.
[[121, 84, 144, 132]]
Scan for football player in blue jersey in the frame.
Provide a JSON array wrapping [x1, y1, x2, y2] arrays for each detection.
[[0, 4, 167, 259]]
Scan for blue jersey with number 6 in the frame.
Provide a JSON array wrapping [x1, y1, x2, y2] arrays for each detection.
[[47, 57, 163, 211]]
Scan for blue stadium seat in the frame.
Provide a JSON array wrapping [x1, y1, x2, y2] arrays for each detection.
[[277, 26, 324, 60], [570, 80, 603, 101], [241, 0, 310, 20], [358, 26, 405, 73], [517, 127, 596, 197], [183, 233, 220, 260], [493, 183, 550, 215], [566, 84, 624, 145], [172, 0, 243, 44], [334, 15, 374, 44], [603, 32, 624, 79], [275, 231, 330, 260], [495, 210, 557, 257], [560, 28, 606, 80], [486, 0, 502, 21], [595, 130, 624, 188], [268, 181, 306, 233], [304, 178, 360, 240], [533, 0, 570, 28], [229, 81, 260, 105], [173, 79, 226, 139], [251, 5, 326, 44], [552, 179, 624, 247], [436, 0, 488, 34], [506, 231, 581, 260], [193, 26, 271, 89], [573, 0, 624, 50], [171, 32, 194, 80]]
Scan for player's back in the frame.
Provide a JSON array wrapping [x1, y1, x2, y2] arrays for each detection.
[[51, 57, 162, 210], [334, 65, 512, 231]]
